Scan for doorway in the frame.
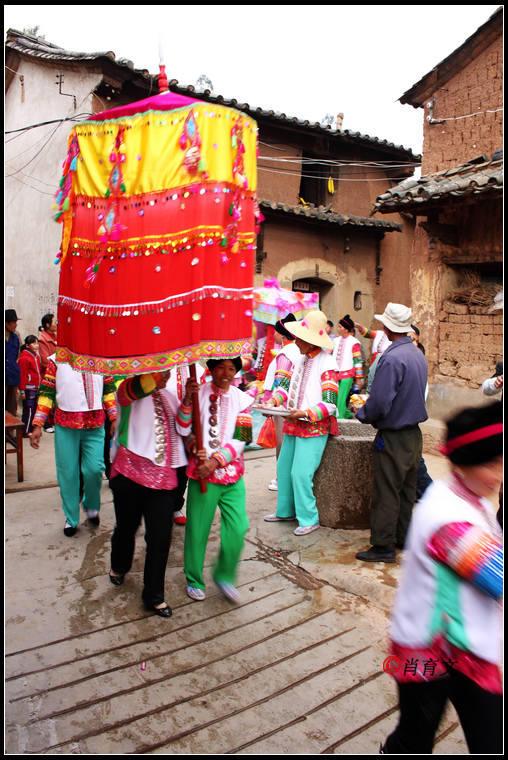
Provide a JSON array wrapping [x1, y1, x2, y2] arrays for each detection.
[[292, 276, 333, 309]]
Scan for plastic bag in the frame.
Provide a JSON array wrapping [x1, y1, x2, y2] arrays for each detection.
[[257, 415, 277, 448]]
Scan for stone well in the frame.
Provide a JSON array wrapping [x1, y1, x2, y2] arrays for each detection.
[[314, 419, 376, 529]]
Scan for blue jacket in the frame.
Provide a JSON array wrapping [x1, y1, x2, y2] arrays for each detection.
[[356, 336, 428, 430], [5, 331, 21, 386]]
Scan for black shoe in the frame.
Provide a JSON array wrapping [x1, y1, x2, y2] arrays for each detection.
[[86, 512, 100, 527], [63, 524, 78, 537], [356, 545, 396, 563], [144, 602, 172, 618], [109, 572, 124, 586]]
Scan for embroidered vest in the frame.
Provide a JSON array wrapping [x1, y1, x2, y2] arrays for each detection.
[[332, 335, 360, 377], [287, 351, 337, 411], [55, 360, 104, 412]]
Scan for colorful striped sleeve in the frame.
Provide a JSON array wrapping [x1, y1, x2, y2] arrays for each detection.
[[273, 354, 294, 390], [306, 370, 338, 422], [357, 324, 376, 340], [176, 401, 193, 434], [102, 375, 118, 421], [269, 355, 292, 407], [427, 522, 503, 599], [116, 374, 157, 407], [233, 410, 253, 445], [352, 342, 364, 382], [212, 442, 240, 468], [33, 358, 58, 427]]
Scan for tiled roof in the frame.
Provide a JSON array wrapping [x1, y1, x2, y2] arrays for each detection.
[[5, 28, 151, 78], [374, 154, 503, 213], [400, 7, 503, 107], [260, 200, 402, 231], [168, 81, 418, 161], [6, 28, 418, 162]]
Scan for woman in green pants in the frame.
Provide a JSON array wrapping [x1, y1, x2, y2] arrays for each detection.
[[176, 357, 254, 604], [331, 314, 364, 419]]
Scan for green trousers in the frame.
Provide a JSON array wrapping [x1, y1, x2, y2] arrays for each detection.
[[276, 434, 328, 527], [337, 377, 354, 419], [54, 424, 105, 527], [184, 478, 249, 590]]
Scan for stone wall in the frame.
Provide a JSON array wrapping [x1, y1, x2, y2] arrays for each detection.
[[437, 300, 503, 388]]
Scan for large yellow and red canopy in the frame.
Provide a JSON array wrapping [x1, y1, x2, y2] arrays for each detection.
[[54, 92, 260, 375]]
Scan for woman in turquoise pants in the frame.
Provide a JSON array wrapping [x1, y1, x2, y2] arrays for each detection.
[[263, 310, 339, 536]]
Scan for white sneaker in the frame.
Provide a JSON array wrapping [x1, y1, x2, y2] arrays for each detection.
[[294, 524, 320, 536], [267, 479, 278, 491], [186, 586, 206, 601], [215, 581, 240, 604], [264, 513, 296, 522], [45, 426, 55, 433]]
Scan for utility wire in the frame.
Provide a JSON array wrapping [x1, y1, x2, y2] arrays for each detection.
[[430, 107, 502, 123], [258, 166, 410, 182], [5, 122, 62, 178], [16, 170, 56, 188], [9, 173, 54, 196], [5, 113, 93, 136], [259, 156, 421, 168], [5, 128, 54, 160]]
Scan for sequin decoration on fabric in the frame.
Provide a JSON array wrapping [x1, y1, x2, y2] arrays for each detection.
[[53, 97, 260, 376]]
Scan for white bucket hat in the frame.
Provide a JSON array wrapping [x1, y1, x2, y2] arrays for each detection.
[[489, 290, 503, 312], [374, 303, 413, 333], [285, 310, 333, 350]]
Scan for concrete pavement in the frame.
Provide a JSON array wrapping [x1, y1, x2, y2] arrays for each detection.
[[5, 438, 466, 754]]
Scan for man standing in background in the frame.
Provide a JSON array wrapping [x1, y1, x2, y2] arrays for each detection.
[[5, 309, 21, 416], [355, 303, 428, 563]]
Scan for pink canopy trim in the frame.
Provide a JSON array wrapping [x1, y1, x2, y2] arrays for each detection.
[[89, 91, 201, 121]]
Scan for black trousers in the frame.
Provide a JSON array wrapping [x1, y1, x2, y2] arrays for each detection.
[[110, 474, 175, 606], [104, 417, 112, 480], [415, 456, 433, 501], [174, 465, 188, 511], [21, 389, 38, 435], [371, 427, 422, 548], [385, 670, 503, 754]]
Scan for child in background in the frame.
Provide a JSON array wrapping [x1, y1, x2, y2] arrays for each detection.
[[18, 335, 41, 437]]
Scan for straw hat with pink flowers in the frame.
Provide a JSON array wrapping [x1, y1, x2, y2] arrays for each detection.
[[285, 310, 333, 351]]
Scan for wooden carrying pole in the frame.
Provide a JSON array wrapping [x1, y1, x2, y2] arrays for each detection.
[[189, 363, 207, 493]]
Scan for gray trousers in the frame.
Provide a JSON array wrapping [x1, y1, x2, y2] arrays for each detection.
[[371, 427, 422, 548]]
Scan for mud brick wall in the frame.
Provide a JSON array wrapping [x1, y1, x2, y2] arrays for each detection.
[[436, 300, 503, 388], [421, 35, 502, 174]]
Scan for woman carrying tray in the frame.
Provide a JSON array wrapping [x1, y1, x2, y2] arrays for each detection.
[[263, 311, 339, 535]]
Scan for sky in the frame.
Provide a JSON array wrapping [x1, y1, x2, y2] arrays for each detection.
[[4, 4, 500, 153]]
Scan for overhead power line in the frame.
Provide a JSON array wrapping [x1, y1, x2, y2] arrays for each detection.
[[5, 113, 94, 136], [258, 166, 411, 182]]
